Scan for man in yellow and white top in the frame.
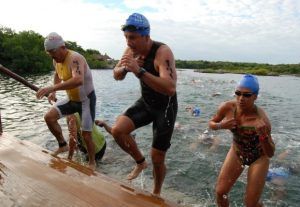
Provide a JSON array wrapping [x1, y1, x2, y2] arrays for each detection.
[[36, 32, 96, 170]]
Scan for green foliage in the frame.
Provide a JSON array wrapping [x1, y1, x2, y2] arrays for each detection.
[[177, 60, 300, 75], [0, 28, 51, 73], [0, 27, 113, 74], [65, 40, 111, 69], [1, 26, 299, 75], [65, 41, 85, 54], [248, 68, 268, 76], [86, 56, 109, 69], [86, 49, 100, 55]]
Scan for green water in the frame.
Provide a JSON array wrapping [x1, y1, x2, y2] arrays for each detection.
[[1, 69, 299, 206]]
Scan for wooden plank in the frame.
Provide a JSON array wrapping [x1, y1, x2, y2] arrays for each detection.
[[0, 133, 179, 207]]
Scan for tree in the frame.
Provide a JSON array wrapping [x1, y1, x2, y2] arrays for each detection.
[[1, 29, 51, 73], [0, 27, 113, 73]]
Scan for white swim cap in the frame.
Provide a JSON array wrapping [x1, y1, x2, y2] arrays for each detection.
[[44, 32, 65, 51]]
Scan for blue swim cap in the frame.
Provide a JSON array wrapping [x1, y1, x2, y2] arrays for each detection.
[[192, 107, 201, 117], [121, 13, 150, 36], [237, 74, 259, 94]]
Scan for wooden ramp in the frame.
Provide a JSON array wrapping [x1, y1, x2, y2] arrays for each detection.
[[0, 133, 180, 207]]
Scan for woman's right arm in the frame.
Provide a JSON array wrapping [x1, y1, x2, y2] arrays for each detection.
[[209, 101, 237, 130], [209, 102, 227, 130]]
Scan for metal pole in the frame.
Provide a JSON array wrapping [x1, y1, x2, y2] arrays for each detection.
[[0, 64, 39, 92], [0, 110, 3, 135]]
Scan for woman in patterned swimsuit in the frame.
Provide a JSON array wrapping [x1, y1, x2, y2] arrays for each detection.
[[209, 74, 275, 207]]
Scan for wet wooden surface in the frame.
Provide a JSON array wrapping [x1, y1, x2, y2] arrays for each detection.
[[0, 133, 180, 207]]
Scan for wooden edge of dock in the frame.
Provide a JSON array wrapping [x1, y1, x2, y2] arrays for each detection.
[[0, 133, 180, 207]]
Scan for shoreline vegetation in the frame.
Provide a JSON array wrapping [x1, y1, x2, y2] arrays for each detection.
[[176, 60, 300, 76], [1, 27, 299, 76], [0, 27, 116, 74]]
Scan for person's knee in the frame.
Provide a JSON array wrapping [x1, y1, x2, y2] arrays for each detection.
[[82, 131, 92, 140], [215, 184, 229, 200], [151, 150, 166, 166], [44, 112, 56, 124], [152, 156, 164, 167], [111, 126, 123, 139], [244, 196, 260, 207]]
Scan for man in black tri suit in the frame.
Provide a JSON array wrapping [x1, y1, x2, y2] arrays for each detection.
[[112, 13, 178, 196]]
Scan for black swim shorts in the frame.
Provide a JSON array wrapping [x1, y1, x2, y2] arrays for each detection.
[[124, 97, 178, 151], [54, 91, 96, 131]]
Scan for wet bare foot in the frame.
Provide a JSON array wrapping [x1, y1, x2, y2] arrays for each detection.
[[88, 162, 96, 171], [51, 146, 69, 156], [151, 193, 162, 199], [127, 161, 147, 180]]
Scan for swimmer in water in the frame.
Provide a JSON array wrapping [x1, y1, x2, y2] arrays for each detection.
[[267, 149, 300, 200]]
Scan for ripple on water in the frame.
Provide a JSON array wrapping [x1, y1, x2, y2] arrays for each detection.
[[1, 70, 300, 206]]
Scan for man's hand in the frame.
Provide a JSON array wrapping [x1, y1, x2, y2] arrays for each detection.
[[95, 120, 106, 127], [120, 54, 139, 74], [136, 56, 144, 67], [36, 86, 54, 99], [47, 92, 57, 104]]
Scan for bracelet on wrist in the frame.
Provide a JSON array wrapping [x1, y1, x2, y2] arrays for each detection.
[[216, 122, 222, 130], [259, 134, 268, 142]]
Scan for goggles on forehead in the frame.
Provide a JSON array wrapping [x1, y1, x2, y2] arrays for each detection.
[[121, 24, 149, 32]]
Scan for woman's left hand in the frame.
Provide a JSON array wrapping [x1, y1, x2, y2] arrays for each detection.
[[255, 119, 269, 141]]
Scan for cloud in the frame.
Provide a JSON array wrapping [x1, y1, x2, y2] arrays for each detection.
[[143, 0, 300, 63], [0, 0, 128, 56], [0, 0, 299, 64]]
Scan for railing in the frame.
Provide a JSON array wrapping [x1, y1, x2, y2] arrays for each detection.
[[0, 110, 2, 135]]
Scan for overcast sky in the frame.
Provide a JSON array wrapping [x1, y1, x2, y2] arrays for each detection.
[[0, 0, 299, 64]]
